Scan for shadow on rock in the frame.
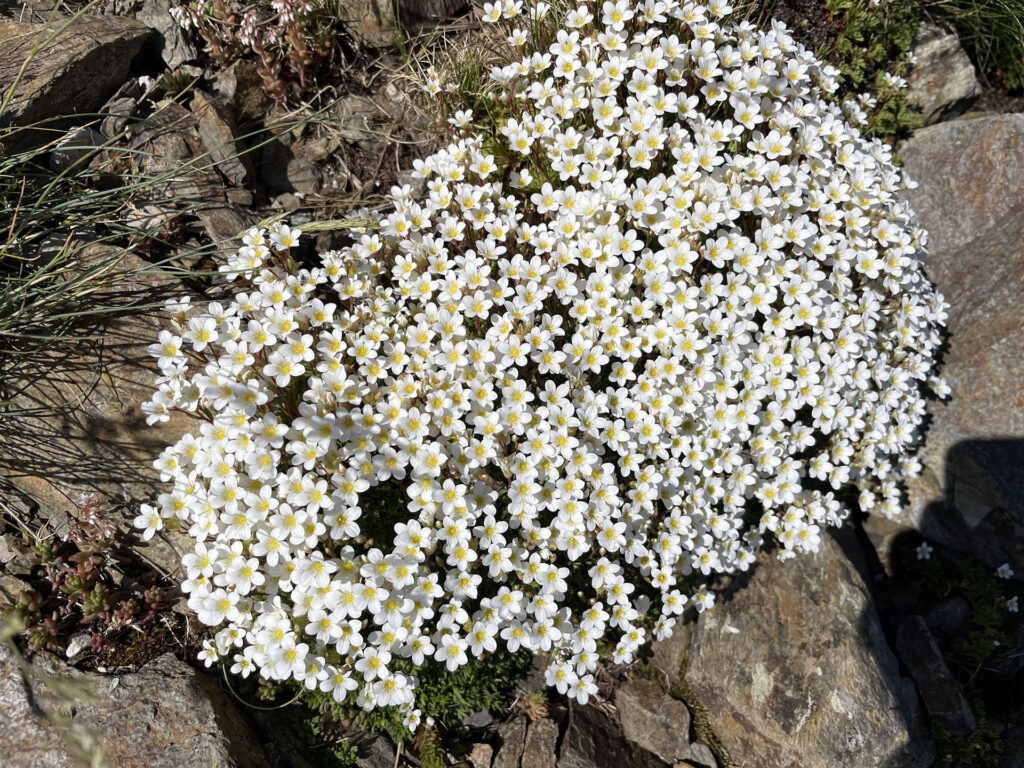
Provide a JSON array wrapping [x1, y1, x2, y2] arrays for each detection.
[[0, 249, 194, 576]]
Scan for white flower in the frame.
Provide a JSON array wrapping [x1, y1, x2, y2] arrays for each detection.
[[133, 504, 164, 541], [882, 71, 907, 91], [139, 2, 946, 718], [435, 633, 469, 671], [355, 646, 391, 682], [270, 224, 302, 250]]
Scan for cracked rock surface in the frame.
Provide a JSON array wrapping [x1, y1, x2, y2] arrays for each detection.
[[0, 646, 272, 768], [679, 532, 931, 768]]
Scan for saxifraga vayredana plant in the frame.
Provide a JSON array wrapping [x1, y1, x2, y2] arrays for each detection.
[[135, 0, 948, 729]]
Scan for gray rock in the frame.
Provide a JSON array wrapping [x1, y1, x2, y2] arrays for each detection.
[[124, 100, 227, 202], [493, 716, 527, 768], [907, 22, 981, 125], [519, 655, 549, 695], [226, 187, 256, 207], [678, 741, 717, 768], [1002, 722, 1024, 768], [285, 159, 321, 195], [212, 59, 270, 123], [93, 99, 201, 200], [117, 99, 252, 246], [463, 709, 495, 729], [351, 734, 397, 768], [0, 17, 151, 147], [122, 202, 181, 232], [522, 718, 559, 768], [896, 115, 1024, 572], [924, 597, 970, 640], [190, 89, 253, 186], [0, 646, 73, 767], [558, 703, 669, 768], [683, 531, 932, 768], [468, 742, 494, 768], [137, 0, 198, 70], [901, 114, 1024, 255], [332, 93, 387, 143], [196, 203, 257, 247], [337, 0, 467, 49], [329, 88, 426, 146], [859, 514, 910, 577], [261, 140, 322, 196], [615, 677, 692, 763], [64, 632, 91, 660], [296, 134, 342, 164], [286, 210, 315, 227], [0, 574, 31, 607], [272, 192, 306, 212], [647, 616, 694, 686], [99, 77, 149, 139], [48, 126, 105, 172], [337, 0, 399, 49], [402, 0, 468, 22], [896, 616, 976, 736], [0, 645, 273, 768], [0, 534, 33, 575], [21, 231, 76, 268]]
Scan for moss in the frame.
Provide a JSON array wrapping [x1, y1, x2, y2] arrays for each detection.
[[896, 539, 1024, 765], [355, 478, 414, 548], [634, 662, 738, 768], [669, 675, 738, 768], [412, 724, 446, 768], [900, 548, 1018, 670], [931, 706, 1004, 768], [272, 698, 363, 768], [258, 647, 532, 761], [825, 0, 924, 139]]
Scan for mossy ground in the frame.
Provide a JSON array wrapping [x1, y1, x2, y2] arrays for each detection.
[[893, 537, 1024, 768]]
